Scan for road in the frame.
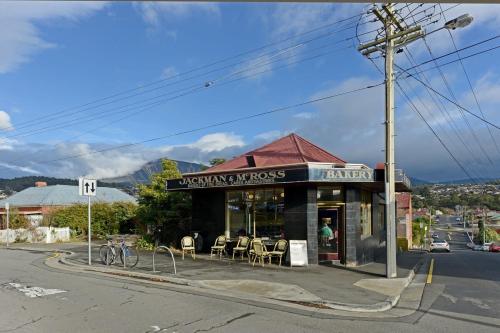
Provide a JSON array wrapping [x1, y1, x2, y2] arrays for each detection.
[[0, 217, 499, 332]]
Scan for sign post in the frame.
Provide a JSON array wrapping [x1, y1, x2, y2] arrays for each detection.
[[5, 202, 9, 247], [79, 178, 97, 265]]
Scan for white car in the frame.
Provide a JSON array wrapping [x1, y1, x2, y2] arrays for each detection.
[[430, 239, 450, 252], [482, 243, 492, 251]]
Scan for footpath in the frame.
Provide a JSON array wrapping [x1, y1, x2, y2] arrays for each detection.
[[1, 242, 429, 318]]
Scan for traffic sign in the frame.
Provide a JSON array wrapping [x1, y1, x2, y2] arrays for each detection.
[[79, 178, 97, 196]]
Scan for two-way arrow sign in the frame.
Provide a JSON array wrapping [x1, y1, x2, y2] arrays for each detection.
[[79, 178, 97, 196]]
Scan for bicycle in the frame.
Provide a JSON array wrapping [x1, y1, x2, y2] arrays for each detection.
[[99, 237, 139, 268]]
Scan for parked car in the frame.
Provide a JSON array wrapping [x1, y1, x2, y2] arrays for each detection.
[[455, 217, 461, 222], [482, 243, 492, 251], [432, 234, 439, 239], [430, 239, 450, 252], [466, 242, 474, 249], [489, 243, 500, 252]]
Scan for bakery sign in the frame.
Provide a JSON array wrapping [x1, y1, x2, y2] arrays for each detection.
[[166, 169, 308, 190], [309, 166, 374, 182]]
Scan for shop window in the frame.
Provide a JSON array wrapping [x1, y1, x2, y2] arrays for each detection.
[[317, 186, 344, 205], [226, 188, 284, 239], [360, 190, 372, 238]]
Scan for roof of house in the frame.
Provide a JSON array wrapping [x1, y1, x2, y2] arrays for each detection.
[[0, 185, 136, 207], [205, 133, 346, 173]]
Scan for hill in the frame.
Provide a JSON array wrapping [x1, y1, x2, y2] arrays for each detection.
[[101, 159, 205, 185]]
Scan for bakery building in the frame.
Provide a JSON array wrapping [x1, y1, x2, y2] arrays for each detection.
[[166, 133, 411, 266]]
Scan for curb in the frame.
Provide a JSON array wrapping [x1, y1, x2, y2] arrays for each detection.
[[2, 246, 426, 314]]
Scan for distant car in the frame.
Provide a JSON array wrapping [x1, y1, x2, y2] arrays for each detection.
[[472, 244, 483, 251], [432, 234, 439, 239], [466, 242, 474, 249], [430, 239, 450, 252], [455, 217, 461, 222], [489, 243, 500, 252], [482, 243, 492, 251]]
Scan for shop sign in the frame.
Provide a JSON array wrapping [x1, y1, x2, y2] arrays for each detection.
[[309, 166, 374, 182], [166, 168, 308, 190], [289, 240, 308, 267]]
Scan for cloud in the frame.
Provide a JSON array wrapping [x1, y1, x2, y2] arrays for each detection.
[[0, 2, 106, 73], [161, 66, 179, 79], [0, 162, 40, 175], [134, 2, 220, 29], [0, 111, 14, 130], [293, 112, 315, 119]]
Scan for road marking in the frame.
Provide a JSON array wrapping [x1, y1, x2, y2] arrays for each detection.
[[426, 258, 434, 284], [9, 283, 66, 298], [49, 252, 60, 259]]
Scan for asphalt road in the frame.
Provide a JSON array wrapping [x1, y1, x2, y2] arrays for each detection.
[[0, 216, 499, 332]]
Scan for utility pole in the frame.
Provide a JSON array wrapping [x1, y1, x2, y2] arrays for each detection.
[[357, 4, 473, 279], [358, 3, 423, 278]]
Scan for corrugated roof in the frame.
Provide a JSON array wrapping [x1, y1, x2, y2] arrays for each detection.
[[206, 133, 346, 172], [0, 185, 136, 207]]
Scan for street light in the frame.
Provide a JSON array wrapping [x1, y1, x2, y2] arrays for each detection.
[[444, 14, 474, 30]]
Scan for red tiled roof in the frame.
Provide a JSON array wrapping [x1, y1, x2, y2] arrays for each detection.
[[205, 133, 346, 172]]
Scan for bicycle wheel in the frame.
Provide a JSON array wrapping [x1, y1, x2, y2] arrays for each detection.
[[99, 245, 109, 265], [120, 246, 139, 268], [106, 247, 115, 266]]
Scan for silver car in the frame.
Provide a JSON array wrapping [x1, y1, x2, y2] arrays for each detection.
[[430, 239, 450, 252]]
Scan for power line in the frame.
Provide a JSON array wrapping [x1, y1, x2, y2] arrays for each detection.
[[25, 82, 383, 166], [396, 63, 500, 131], [438, 3, 500, 154], [396, 82, 478, 183], [420, 37, 494, 165], [5, 41, 354, 141], [0, 12, 370, 132]]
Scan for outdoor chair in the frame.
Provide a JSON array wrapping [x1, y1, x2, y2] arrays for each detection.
[[232, 236, 250, 260], [269, 239, 288, 266], [210, 235, 227, 259], [248, 238, 262, 263], [181, 236, 196, 260], [252, 241, 270, 267]]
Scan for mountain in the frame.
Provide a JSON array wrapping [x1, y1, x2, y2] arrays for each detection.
[[101, 159, 205, 185]]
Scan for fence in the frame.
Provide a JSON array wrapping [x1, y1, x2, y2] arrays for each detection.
[[0, 227, 71, 244]]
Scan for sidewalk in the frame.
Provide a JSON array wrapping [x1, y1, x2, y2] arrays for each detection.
[[3, 242, 426, 312]]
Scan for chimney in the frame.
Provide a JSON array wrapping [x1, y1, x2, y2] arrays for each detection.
[[35, 182, 47, 187], [245, 155, 256, 167]]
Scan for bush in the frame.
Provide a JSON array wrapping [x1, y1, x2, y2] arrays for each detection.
[[50, 202, 137, 238], [136, 235, 154, 251]]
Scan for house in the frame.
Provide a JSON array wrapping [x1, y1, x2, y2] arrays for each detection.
[[0, 183, 136, 227]]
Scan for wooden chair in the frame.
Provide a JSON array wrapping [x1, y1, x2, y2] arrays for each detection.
[[181, 236, 196, 260], [232, 236, 250, 260], [252, 241, 270, 267], [269, 239, 288, 266], [210, 235, 227, 259]]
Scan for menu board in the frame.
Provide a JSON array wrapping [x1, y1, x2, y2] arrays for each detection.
[[289, 240, 308, 267]]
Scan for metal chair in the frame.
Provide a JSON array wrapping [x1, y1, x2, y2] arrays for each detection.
[[232, 236, 250, 260], [210, 235, 227, 259], [181, 236, 196, 260], [269, 239, 288, 266]]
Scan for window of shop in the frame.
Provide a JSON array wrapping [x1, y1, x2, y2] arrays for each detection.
[[360, 190, 372, 238], [226, 188, 284, 239]]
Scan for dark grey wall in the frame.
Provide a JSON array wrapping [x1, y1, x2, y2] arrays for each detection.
[[191, 189, 225, 252], [284, 186, 318, 264], [345, 187, 385, 266]]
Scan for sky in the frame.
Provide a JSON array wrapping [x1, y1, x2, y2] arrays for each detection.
[[0, 2, 500, 182]]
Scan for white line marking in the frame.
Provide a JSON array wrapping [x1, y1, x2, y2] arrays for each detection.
[[9, 283, 67, 298]]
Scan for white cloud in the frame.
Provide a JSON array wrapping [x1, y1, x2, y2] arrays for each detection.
[[161, 66, 179, 79], [254, 130, 285, 142], [134, 2, 220, 29], [0, 2, 106, 73], [187, 132, 245, 153], [0, 137, 17, 151], [0, 162, 40, 175], [0, 111, 14, 130], [293, 112, 315, 119]]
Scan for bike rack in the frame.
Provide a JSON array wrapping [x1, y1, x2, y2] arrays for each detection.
[[152, 246, 177, 275]]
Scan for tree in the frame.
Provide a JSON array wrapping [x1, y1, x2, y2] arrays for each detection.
[[136, 159, 191, 245], [209, 158, 226, 166], [3, 208, 30, 229]]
